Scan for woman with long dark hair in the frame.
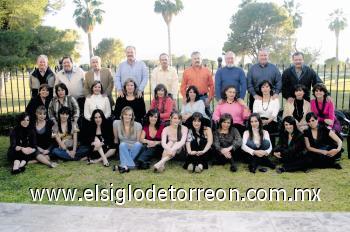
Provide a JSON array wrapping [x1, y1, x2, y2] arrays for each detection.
[[26, 84, 51, 123], [283, 84, 311, 131], [113, 78, 146, 123], [184, 112, 213, 173], [212, 113, 242, 172], [153, 111, 188, 172], [242, 113, 275, 173], [150, 84, 174, 123], [181, 85, 208, 122], [136, 109, 165, 169], [86, 109, 116, 166], [7, 113, 37, 174], [304, 112, 343, 169], [273, 116, 308, 173], [310, 83, 340, 133], [51, 107, 89, 160], [213, 85, 250, 135]]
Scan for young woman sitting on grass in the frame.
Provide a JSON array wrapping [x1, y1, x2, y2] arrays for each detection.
[[136, 109, 165, 170], [7, 113, 38, 174], [242, 113, 275, 173], [51, 107, 89, 161], [86, 109, 116, 167], [304, 112, 343, 170], [34, 106, 57, 168], [212, 113, 242, 172], [184, 112, 213, 173], [113, 106, 143, 173], [153, 111, 188, 173], [273, 116, 308, 174]]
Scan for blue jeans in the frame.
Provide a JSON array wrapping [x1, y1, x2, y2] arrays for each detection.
[[119, 142, 143, 168], [51, 146, 89, 161]]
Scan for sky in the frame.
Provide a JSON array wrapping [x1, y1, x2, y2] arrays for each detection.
[[43, 0, 350, 64]]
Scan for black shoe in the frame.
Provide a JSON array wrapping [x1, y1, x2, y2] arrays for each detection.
[[258, 167, 268, 172], [11, 169, 21, 175], [248, 165, 256, 173], [19, 166, 26, 173], [333, 163, 342, 170], [140, 163, 150, 170], [230, 164, 237, 172], [276, 167, 285, 174], [118, 165, 129, 174]]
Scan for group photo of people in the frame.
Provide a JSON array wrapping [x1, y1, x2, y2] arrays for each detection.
[[8, 46, 345, 175]]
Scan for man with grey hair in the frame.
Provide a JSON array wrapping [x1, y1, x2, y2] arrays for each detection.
[[247, 48, 282, 110], [151, 53, 179, 100], [114, 46, 148, 98], [30, 54, 56, 99], [84, 56, 114, 106], [215, 51, 247, 103]]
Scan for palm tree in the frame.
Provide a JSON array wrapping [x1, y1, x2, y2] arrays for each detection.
[[154, 0, 184, 65], [73, 0, 104, 58], [328, 9, 347, 62]]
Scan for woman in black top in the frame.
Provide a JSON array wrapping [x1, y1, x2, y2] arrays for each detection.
[[273, 116, 307, 173], [184, 112, 213, 173], [304, 112, 343, 169], [86, 109, 116, 166], [212, 113, 242, 172], [34, 105, 57, 168], [7, 113, 38, 174], [26, 84, 51, 123], [113, 78, 146, 123]]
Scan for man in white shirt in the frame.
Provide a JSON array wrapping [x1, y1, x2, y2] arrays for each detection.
[[151, 53, 179, 100], [55, 56, 85, 113]]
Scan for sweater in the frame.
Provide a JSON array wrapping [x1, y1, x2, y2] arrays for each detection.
[[215, 66, 247, 100], [84, 94, 111, 120], [310, 99, 335, 126], [212, 102, 250, 125], [150, 96, 173, 122], [113, 96, 146, 123]]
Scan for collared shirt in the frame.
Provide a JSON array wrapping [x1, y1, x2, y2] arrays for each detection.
[[151, 65, 179, 99], [247, 62, 282, 96], [180, 66, 214, 100], [115, 60, 149, 91], [94, 70, 101, 82], [215, 66, 247, 100], [55, 67, 85, 99]]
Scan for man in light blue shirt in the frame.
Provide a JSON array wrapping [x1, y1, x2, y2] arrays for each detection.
[[115, 46, 148, 98]]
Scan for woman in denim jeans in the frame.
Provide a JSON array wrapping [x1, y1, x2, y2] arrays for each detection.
[[51, 107, 89, 161], [113, 106, 142, 173]]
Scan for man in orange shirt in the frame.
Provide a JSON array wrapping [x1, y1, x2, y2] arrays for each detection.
[[180, 51, 214, 113]]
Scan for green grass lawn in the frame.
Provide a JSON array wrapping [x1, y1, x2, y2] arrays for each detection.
[[0, 136, 349, 211]]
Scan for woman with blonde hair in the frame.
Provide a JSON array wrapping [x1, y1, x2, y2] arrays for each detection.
[[113, 106, 143, 173]]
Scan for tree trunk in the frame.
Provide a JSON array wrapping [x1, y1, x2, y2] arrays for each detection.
[[88, 32, 93, 58], [335, 32, 339, 62], [167, 23, 172, 66]]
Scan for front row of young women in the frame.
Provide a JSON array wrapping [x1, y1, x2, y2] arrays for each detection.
[[8, 105, 343, 174]]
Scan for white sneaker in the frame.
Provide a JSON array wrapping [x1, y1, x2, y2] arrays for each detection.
[[195, 164, 203, 173], [187, 163, 194, 172]]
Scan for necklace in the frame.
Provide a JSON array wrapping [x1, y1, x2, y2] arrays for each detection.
[[262, 96, 271, 111]]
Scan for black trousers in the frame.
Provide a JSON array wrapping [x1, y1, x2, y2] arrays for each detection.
[[278, 152, 310, 172], [136, 145, 163, 166], [243, 151, 275, 169]]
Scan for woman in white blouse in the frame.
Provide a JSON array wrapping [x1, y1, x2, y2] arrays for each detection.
[[181, 85, 209, 122], [253, 80, 279, 146], [84, 81, 111, 121]]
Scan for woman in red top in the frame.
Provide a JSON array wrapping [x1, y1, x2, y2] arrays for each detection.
[[150, 84, 174, 123], [136, 109, 165, 169]]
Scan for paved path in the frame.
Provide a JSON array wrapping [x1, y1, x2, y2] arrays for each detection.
[[0, 203, 349, 232]]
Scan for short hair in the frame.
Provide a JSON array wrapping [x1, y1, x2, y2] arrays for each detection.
[[258, 80, 273, 96], [90, 56, 101, 63], [293, 84, 306, 98], [186, 85, 200, 103], [312, 83, 329, 97], [292, 52, 304, 59], [305, 112, 318, 122], [225, 51, 236, 58], [221, 85, 238, 101], [17, 112, 30, 124], [38, 83, 50, 92], [90, 81, 104, 94], [35, 105, 47, 115], [283, 116, 298, 132], [258, 48, 269, 54], [123, 78, 138, 96], [159, 53, 168, 60], [191, 51, 201, 57], [55, 83, 69, 96], [37, 54, 48, 63], [61, 56, 73, 63], [125, 46, 136, 52]]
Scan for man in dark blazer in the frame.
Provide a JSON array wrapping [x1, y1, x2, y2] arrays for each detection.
[[282, 52, 322, 103], [84, 56, 114, 106]]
